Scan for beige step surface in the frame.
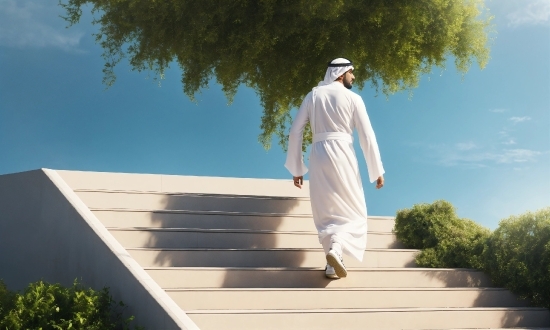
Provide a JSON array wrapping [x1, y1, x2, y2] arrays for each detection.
[[128, 248, 417, 268], [185, 308, 550, 330], [92, 209, 395, 232], [145, 267, 492, 289], [108, 228, 404, 249], [166, 287, 528, 310], [76, 190, 312, 214]]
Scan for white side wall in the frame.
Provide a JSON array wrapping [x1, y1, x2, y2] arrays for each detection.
[[0, 169, 198, 330]]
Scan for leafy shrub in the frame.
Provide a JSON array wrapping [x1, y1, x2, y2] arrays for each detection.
[[394, 200, 490, 269], [0, 281, 14, 320], [483, 207, 550, 309], [0, 279, 143, 330]]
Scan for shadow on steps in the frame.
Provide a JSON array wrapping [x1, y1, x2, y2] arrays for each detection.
[[147, 193, 310, 287]]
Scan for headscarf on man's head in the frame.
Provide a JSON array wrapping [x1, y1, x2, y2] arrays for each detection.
[[317, 58, 354, 87]]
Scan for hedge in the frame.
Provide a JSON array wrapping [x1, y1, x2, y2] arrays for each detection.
[[394, 201, 550, 309], [394, 200, 490, 269], [483, 208, 550, 309], [0, 279, 143, 330]]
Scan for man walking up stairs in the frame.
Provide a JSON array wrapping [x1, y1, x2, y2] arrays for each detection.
[[285, 58, 386, 280]]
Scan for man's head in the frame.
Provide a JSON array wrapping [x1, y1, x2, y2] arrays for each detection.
[[317, 58, 354, 88], [336, 69, 355, 89]]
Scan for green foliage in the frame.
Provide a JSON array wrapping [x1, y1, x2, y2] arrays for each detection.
[[0, 281, 15, 320], [395, 202, 550, 309], [483, 208, 550, 309], [394, 200, 490, 269], [60, 0, 493, 150], [0, 279, 143, 330]]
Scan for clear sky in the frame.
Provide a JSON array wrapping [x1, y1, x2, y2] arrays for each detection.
[[1, 0, 549, 229]]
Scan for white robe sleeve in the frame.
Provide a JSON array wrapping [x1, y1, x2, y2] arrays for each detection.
[[284, 93, 312, 177], [353, 96, 385, 183]]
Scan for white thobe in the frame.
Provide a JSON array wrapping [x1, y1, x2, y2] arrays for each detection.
[[285, 82, 384, 262]]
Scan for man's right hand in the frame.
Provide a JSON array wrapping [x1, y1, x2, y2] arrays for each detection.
[[376, 176, 384, 189], [293, 176, 303, 189]]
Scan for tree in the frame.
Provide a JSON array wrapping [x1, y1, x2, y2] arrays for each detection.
[[61, 0, 492, 150]]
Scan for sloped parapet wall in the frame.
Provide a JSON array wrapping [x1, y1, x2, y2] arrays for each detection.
[[56, 169, 310, 197], [0, 169, 198, 330]]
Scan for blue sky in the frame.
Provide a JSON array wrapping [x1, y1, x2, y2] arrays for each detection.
[[0, 0, 549, 229]]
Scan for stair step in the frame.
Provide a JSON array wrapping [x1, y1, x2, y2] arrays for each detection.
[[145, 267, 492, 289], [185, 307, 550, 330], [92, 209, 395, 232], [166, 287, 528, 310], [109, 228, 404, 249], [77, 190, 312, 214], [129, 248, 417, 268]]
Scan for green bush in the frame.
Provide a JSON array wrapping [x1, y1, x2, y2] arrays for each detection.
[[0, 279, 143, 330], [394, 201, 550, 309], [0, 281, 14, 320], [483, 207, 550, 309], [394, 200, 490, 269]]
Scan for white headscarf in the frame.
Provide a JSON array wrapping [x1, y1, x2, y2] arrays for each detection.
[[317, 58, 354, 87]]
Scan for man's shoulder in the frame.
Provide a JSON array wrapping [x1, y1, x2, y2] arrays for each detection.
[[345, 88, 362, 98], [316, 83, 364, 102], [331, 83, 362, 96], [341, 87, 364, 103], [304, 90, 314, 102]]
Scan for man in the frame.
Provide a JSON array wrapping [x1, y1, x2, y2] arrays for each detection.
[[285, 58, 385, 279]]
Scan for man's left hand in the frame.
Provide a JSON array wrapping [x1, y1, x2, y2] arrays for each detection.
[[376, 176, 384, 189]]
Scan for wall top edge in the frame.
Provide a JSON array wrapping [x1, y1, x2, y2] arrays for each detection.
[[52, 169, 301, 182], [53, 169, 311, 198]]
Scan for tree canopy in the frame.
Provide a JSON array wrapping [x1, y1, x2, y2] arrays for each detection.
[[62, 0, 492, 150]]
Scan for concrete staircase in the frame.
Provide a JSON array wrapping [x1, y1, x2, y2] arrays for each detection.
[[57, 170, 550, 329]]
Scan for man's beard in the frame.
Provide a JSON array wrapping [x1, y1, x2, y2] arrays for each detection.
[[344, 80, 353, 89]]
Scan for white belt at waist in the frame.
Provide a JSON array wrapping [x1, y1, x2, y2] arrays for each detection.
[[313, 132, 353, 144]]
